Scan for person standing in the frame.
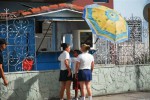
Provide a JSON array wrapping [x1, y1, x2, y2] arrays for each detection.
[[71, 50, 81, 100], [0, 38, 8, 86], [58, 43, 72, 100], [75, 44, 94, 100]]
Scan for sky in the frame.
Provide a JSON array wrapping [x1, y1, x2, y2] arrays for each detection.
[[114, 0, 149, 45], [114, 0, 148, 20]]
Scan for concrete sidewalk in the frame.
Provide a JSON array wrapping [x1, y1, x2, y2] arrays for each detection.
[[92, 92, 150, 100], [50, 92, 150, 100]]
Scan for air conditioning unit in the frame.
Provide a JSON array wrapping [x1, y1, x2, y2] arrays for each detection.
[[73, 30, 96, 50]]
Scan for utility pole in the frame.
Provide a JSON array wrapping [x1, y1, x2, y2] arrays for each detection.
[[148, 8, 150, 60]]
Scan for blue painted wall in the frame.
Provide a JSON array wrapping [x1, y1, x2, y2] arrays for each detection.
[[0, 18, 97, 72], [0, 18, 64, 72], [36, 52, 61, 70], [0, 19, 36, 72]]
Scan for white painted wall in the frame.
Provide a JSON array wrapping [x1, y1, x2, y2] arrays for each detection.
[[1, 65, 150, 99], [114, 0, 148, 20], [56, 21, 90, 50]]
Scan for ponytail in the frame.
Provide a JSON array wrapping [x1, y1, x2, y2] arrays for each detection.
[[81, 44, 90, 52], [61, 43, 69, 50]]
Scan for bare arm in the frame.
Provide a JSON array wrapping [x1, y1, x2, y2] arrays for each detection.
[[75, 61, 80, 78], [64, 59, 71, 76], [64, 59, 70, 71], [0, 64, 8, 86], [75, 61, 80, 74], [91, 61, 94, 72], [58, 56, 61, 61]]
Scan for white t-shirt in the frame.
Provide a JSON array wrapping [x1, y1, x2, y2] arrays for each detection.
[[58, 51, 71, 70], [71, 57, 77, 74], [77, 52, 94, 70]]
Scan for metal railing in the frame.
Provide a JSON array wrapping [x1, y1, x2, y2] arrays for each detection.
[[94, 16, 149, 65], [0, 9, 36, 72]]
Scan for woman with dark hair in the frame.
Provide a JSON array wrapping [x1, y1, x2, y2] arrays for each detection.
[[58, 43, 72, 100], [75, 44, 94, 100]]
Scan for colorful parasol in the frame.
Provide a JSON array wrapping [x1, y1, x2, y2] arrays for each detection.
[[83, 4, 129, 43]]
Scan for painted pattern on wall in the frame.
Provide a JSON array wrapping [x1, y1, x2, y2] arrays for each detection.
[[0, 18, 36, 72]]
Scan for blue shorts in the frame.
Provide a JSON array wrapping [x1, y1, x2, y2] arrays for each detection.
[[78, 69, 92, 81]]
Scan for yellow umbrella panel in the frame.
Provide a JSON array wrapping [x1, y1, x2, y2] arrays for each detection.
[[83, 4, 129, 43]]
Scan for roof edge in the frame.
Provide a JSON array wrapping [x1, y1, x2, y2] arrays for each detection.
[[0, 3, 84, 20], [24, 8, 83, 18]]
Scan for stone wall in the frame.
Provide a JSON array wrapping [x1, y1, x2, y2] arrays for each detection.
[[0, 65, 150, 100], [139, 66, 150, 91], [0, 71, 60, 100], [92, 65, 137, 96]]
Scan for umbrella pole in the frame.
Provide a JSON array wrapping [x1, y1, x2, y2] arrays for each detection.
[[94, 38, 99, 44]]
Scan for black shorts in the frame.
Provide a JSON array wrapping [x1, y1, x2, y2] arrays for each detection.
[[59, 70, 72, 81]]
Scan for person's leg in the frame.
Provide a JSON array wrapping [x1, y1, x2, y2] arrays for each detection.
[[78, 83, 82, 98], [85, 81, 92, 100], [66, 81, 71, 100], [60, 82, 66, 100], [75, 90, 78, 98], [80, 81, 86, 100], [79, 89, 82, 97], [75, 78, 79, 99], [73, 75, 78, 99]]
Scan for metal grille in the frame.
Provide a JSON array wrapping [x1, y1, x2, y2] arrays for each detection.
[[0, 9, 36, 72], [94, 16, 149, 65]]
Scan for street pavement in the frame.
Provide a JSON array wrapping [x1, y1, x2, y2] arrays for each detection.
[[92, 92, 150, 100], [49, 92, 150, 100]]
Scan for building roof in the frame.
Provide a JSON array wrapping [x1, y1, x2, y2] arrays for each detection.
[[0, 3, 84, 19]]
